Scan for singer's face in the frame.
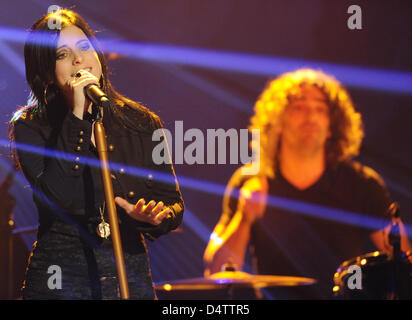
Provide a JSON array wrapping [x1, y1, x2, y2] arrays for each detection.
[[54, 25, 102, 92]]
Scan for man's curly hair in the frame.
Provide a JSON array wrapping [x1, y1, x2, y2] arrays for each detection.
[[249, 68, 364, 178]]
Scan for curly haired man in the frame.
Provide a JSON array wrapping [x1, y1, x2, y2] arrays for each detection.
[[203, 69, 410, 299]]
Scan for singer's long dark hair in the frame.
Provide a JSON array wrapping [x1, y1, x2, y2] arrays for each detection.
[[9, 8, 160, 168]]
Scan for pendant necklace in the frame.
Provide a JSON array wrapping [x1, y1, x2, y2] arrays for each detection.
[[96, 201, 111, 239]]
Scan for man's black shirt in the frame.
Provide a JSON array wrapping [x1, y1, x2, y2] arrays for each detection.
[[219, 161, 390, 299]]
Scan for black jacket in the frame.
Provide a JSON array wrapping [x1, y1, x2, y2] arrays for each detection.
[[13, 104, 184, 243]]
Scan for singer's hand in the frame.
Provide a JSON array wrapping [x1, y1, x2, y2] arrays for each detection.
[[66, 69, 100, 119], [115, 197, 171, 226]]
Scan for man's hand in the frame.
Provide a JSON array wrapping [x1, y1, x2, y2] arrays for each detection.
[[237, 176, 268, 224]]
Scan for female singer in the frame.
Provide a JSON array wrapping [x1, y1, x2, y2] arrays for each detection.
[[9, 8, 184, 299]]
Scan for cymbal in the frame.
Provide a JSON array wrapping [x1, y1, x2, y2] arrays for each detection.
[[155, 271, 316, 291]]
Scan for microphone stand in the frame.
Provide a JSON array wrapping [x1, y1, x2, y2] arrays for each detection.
[[93, 103, 130, 299]]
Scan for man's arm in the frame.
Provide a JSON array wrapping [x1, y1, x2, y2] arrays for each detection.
[[358, 165, 411, 254], [370, 219, 411, 254], [203, 176, 268, 276], [204, 211, 252, 276]]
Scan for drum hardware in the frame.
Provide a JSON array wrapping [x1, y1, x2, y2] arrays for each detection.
[[155, 261, 317, 300], [333, 202, 412, 299], [388, 202, 403, 299]]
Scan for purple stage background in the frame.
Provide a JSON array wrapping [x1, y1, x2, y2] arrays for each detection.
[[0, 0, 411, 298]]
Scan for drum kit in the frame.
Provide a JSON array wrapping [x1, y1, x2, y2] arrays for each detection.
[[155, 270, 317, 299], [155, 252, 412, 300], [333, 203, 412, 300], [333, 250, 412, 299], [156, 203, 412, 300]]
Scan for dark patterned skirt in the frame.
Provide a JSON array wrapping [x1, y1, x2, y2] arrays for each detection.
[[22, 217, 156, 300]]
